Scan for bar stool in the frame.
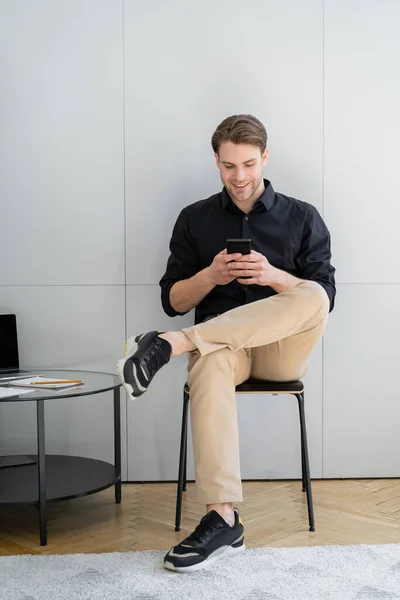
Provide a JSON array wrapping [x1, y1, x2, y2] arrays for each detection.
[[175, 379, 315, 532]]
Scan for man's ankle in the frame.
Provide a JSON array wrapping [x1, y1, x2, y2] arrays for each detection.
[[207, 503, 235, 527], [159, 331, 195, 357]]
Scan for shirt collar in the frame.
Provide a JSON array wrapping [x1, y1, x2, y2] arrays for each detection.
[[221, 179, 275, 211]]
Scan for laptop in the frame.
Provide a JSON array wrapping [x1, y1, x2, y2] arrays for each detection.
[[0, 314, 35, 382], [0, 313, 38, 468]]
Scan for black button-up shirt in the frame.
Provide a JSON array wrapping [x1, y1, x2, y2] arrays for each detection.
[[159, 179, 336, 324]]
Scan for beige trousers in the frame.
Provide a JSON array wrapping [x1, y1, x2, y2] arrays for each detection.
[[182, 280, 329, 504]]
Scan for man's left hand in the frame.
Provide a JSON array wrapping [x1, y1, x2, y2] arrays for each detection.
[[229, 250, 277, 286]]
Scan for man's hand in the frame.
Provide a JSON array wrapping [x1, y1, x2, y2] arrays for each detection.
[[207, 249, 243, 286], [229, 250, 277, 286]]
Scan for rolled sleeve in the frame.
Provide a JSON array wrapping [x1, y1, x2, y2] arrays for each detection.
[[159, 208, 200, 317], [297, 206, 336, 312]]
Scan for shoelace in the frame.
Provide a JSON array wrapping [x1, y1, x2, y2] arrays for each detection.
[[142, 341, 166, 377], [186, 518, 224, 544]]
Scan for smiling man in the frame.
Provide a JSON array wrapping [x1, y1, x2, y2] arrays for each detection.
[[117, 114, 336, 572]]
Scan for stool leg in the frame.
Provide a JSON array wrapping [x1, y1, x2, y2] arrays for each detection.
[[175, 385, 190, 532], [301, 434, 306, 492], [183, 439, 187, 492], [296, 392, 315, 532]]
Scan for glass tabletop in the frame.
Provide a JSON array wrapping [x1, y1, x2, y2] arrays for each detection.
[[0, 369, 121, 402]]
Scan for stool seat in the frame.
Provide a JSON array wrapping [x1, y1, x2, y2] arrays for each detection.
[[236, 379, 304, 394]]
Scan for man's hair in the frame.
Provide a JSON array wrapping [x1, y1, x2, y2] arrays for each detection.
[[211, 114, 268, 155]]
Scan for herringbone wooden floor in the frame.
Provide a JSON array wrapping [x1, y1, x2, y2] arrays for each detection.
[[1, 480, 400, 556]]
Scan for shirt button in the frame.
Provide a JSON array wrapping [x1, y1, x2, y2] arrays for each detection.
[[244, 216, 248, 221], [244, 286, 248, 291]]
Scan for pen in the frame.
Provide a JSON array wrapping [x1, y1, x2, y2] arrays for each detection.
[[32, 380, 84, 384]]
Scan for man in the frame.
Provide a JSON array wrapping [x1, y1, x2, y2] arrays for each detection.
[[117, 114, 335, 573]]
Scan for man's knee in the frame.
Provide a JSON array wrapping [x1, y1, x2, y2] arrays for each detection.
[[298, 280, 329, 317]]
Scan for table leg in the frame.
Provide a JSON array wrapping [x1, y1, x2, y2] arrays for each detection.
[[36, 399, 47, 545], [114, 387, 121, 504]]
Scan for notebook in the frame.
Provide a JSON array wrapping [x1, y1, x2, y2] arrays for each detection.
[[0, 386, 34, 398], [8, 376, 84, 390]]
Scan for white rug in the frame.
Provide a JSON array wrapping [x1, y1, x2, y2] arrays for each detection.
[[1, 544, 400, 600]]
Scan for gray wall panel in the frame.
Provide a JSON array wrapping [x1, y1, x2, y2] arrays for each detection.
[[126, 286, 323, 480], [0, 285, 127, 477], [324, 0, 400, 283], [125, 0, 323, 285], [126, 285, 193, 480], [0, 0, 125, 285], [323, 284, 400, 477]]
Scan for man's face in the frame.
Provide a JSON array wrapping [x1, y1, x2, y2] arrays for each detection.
[[215, 141, 268, 206]]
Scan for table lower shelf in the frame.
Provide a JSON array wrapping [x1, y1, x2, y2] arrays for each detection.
[[0, 454, 120, 504]]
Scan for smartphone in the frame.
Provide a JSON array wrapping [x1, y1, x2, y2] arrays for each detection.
[[226, 238, 252, 256], [226, 238, 252, 280]]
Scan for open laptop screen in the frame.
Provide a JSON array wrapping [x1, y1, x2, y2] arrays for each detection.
[[0, 314, 19, 371]]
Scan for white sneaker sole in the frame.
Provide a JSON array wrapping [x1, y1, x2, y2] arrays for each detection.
[[164, 543, 246, 573]]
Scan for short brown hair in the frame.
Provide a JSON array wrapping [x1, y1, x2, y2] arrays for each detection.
[[211, 114, 268, 155]]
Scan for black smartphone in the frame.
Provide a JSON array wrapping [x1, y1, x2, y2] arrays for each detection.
[[226, 238, 252, 280], [226, 238, 252, 256]]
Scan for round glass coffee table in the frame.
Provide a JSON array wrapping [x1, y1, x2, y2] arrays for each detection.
[[0, 369, 122, 546]]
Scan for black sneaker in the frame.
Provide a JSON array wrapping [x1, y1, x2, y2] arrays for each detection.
[[116, 331, 171, 400], [164, 509, 245, 573]]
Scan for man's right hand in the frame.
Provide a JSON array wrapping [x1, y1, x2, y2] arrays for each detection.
[[207, 249, 242, 286], [169, 249, 242, 313]]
